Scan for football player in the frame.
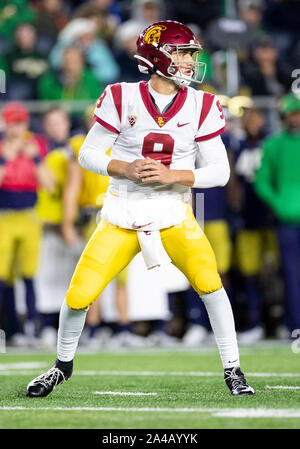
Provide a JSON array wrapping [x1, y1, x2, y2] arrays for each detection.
[[27, 21, 255, 397], [0, 102, 54, 343], [233, 108, 279, 343], [255, 93, 300, 338]]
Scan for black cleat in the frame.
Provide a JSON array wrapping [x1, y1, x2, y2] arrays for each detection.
[[26, 362, 72, 398], [224, 366, 255, 396]]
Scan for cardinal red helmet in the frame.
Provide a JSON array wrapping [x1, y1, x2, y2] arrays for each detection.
[[134, 20, 206, 87]]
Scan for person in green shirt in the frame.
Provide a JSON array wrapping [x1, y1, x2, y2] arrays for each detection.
[[38, 46, 103, 102], [0, 0, 36, 40], [254, 93, 300, 337]]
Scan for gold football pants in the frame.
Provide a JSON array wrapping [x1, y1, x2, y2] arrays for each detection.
[[66, 205, 222, 309], [0, 209, 41, 281]]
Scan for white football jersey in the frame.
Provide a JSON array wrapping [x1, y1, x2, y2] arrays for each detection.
[[94, 81, 226, 199]]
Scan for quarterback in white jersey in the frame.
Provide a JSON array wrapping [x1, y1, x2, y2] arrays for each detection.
[[27, 21, 255, 398], [93, 80, 226, 197]]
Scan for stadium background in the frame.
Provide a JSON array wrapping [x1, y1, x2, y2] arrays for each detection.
[[0, 0, 300, 351]]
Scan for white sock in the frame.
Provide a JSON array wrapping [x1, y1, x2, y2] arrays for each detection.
[[200, 287, 240, 369], [57, 298, 88, 362]]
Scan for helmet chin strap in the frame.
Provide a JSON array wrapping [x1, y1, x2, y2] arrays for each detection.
[[156, 69, 192, 87], [134, 54, 153, 73], [171, 75, 192, 87], [134, 54, 192, 86]]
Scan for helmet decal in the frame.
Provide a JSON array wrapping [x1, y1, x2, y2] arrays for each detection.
[[143, 25, 167, 45]]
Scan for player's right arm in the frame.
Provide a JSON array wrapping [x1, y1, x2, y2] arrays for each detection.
[[78, 121, 142, 181], [79, 84, 143, 181]]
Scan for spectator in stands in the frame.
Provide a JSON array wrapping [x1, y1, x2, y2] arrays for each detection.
[[0, 0, 36, 47], [165, 0, 221, 31], [37, 107, 73, 225], [255, 93, 300, 339], [131, 0, 164, 27], [240, 35, 290, 96], [32, 0, 69, 53], [49, 17, 120, 84], [205, 1, 263, 53], [117, 0, 164, 47], [83, 0, 123, 26], [42, 107, 72, 152], [0, 102, 54, 345], [38, 46, 102, 102], [113, 21, 148, 83], [230, 107, 279, 343], [5, 23, 49, 100], [36, 106, 80, 349], [262, 0, 300, 60], [71, 3, 117, 44]]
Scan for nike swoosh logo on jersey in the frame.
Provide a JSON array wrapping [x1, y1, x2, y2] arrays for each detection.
[[177, 122, 190, 127], [132, 221, 154, 229]]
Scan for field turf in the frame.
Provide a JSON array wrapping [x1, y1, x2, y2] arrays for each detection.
[[0, 342, 299, 429]]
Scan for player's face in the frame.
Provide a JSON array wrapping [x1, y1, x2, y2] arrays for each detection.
[[172, 49, 194, 77]]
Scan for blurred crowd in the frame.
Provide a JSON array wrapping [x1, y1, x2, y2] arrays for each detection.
[[1, 0, 300, 105], [0, 0, 300, 349]]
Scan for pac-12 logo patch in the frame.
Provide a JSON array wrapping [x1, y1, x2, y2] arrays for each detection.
[[143, 25, 167, 45], [128, 115, 137, 127]]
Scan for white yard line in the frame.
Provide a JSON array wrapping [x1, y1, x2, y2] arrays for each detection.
[[79, 370, 221, 376], [0, 363, 47, 371], [214, 409, 300, 418], [54, 370, 300, 378], [93, 391, 157, 396], [0, 406, 300, 418], [0, 370, 300, 377], [0, 406, 219, 412], [266, 386, 300, 390], [249, 373, 300, 377]]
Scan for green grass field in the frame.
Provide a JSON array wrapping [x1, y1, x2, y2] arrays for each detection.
[[0, 342, 300, 429]]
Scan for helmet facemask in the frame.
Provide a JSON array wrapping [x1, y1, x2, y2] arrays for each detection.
[[161, 43, 206, 87]]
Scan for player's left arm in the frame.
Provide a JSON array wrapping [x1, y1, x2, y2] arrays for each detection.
[[191, 135, 230, 188], [139, 135, 230, 188]]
